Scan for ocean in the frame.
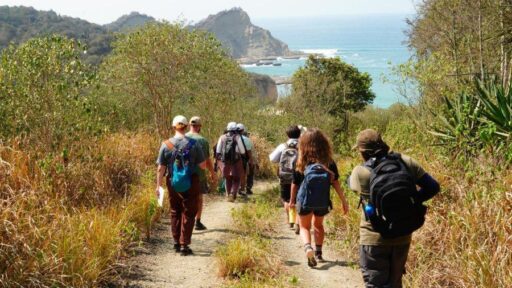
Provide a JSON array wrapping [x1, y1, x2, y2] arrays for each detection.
[[246, 14, 413, 107]]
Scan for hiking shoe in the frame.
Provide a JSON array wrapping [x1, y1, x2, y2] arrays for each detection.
[[246, 189, 253, 195], [195, 220, 207, 231], [294, 224, 300, 235], [227, 195, 235, 202], [173, 243, 181, 253], [315, 251, 325, 262], [289, 223, 295, 229], [180, 246, 193, 256], [306, 248, 317, 267]]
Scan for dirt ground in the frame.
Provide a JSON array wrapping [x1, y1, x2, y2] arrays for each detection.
[[116, 182, 364, 287]]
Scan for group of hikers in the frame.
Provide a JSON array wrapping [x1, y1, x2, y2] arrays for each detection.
[[155, 115, 440, 288]]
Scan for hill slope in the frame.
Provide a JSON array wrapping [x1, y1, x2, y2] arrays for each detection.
[[193, 7, 292, 59], [104, 12, 155, 32]]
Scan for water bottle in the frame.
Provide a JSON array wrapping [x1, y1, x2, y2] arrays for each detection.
[[364, 203, 375, 217]]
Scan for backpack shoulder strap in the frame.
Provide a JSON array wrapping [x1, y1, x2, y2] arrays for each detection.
[[163, 140, 174, 150]]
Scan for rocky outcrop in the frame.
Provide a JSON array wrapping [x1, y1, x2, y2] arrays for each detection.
[[193, 8, 292, 59], [249, 73, 278, 101], [104, 12, 155, 32]]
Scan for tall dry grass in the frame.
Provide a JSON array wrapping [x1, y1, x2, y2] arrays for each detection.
[[0, 132, 161, 287]]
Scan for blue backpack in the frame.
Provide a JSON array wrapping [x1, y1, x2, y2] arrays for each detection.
[[164, 138, 197, 193], [297, 164, 331, 209]]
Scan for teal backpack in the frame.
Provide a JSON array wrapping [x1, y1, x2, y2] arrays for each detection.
[[164, 138, 197, 193]]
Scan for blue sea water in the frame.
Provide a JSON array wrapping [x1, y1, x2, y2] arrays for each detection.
[[245, 14, 413, 107]]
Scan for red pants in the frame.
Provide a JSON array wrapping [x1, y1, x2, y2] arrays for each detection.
[[167, 174, 200, 246]]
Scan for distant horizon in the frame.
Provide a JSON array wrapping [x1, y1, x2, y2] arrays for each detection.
[[2, 0, 418, 25]]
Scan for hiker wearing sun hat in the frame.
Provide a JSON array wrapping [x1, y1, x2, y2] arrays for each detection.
[[348, 129, 440, 287], [236, 123, 255, 195], [186, 116, 217, 230], [155, 115, 207, 256], [215, 122, 246, 202]]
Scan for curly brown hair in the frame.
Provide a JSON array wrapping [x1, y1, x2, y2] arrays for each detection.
[[296, 128, 333, 173]]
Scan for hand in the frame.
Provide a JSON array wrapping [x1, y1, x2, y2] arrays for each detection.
[[342, 199, 349, 215], [289, 200, 296, 208]]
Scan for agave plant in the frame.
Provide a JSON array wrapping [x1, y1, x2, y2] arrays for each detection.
[[475, 79, 512, 138], [429, 91, 482, 150]]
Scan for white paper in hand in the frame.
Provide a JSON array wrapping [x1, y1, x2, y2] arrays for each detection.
[[158, 186, 165, 207]]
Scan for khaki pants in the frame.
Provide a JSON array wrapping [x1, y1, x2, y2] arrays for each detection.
[[168, 174, 200, 246]]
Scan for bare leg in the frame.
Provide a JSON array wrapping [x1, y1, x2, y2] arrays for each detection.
[[299, 213, 313, 245], [313, 215, 325, 246], [196, 193, 203, 220]]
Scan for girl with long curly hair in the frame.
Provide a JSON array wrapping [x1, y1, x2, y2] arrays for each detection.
[[289, 128, 349, 267]]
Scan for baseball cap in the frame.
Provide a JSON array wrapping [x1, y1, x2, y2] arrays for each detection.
[[226, 122, 237, 131], [190, 116, 202, 126], [172, 115, 188, 127], [353, 129, 389, 153], [236, 123, 246, 131]]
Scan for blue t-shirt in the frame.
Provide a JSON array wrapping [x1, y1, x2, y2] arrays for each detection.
[[156, 136, 206, 172]]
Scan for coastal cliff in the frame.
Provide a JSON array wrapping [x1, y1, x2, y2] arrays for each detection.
[[193, 8, 292, 59]]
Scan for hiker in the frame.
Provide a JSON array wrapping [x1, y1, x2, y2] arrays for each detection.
[[348, 129, 440, 288], [155, 115, 206, 256], [289, 129, 349, 267], [236, 123, 254, 195], [186, 116, 217, 230], [269, 125, 301, 234], [216, 122, 246, 202]]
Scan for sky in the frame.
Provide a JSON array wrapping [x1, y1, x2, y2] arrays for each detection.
[[2, 0, 417, 24]]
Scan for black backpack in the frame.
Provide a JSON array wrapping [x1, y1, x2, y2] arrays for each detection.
[[362, 153, 426, 239], [221, 133, 240, 164]]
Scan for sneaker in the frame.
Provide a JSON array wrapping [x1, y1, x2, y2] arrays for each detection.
[[315, 250, 325, 262], [289, 223, 295, 229], [246, 189, 253, 195], [227, 195, 235, 202], [180, 246, 193, 256], [195, 220, 207, 231], [294, 224, 300, 235], [306, 248, 317, 267], [173, 243, 181, 253]]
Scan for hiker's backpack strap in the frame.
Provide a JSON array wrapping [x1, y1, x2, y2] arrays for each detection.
[[164, 140, 174, 150]]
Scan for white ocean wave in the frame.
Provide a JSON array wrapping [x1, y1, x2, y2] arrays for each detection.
[[240, 64, 257, 68], [300, 49, 339, 57]]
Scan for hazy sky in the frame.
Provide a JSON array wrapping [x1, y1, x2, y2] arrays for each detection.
[[3, 0, 417, 24]]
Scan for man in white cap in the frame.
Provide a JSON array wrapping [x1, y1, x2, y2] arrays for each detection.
[[236, 123, 255, 195], [216, 122, 246, 202], [186, 116, 217, 230], [155, 115, 206, 256]]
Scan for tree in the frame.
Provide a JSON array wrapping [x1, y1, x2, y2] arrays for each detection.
[[0, 35, 95, 150], [289, 55, 375, 135], [99, 22, 254, 138]]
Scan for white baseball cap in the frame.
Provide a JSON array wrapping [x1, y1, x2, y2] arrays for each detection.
[[226, 122, 237, 131], [172, 115, 188, 127], [236, 123, 246, 131]]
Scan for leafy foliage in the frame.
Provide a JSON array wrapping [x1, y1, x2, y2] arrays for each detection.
[[0, 35, 97, 151], [99, 22, 254, 138]]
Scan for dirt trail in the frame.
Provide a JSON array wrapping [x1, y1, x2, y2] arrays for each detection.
[[274, 214, 364, 288], [117, 181, 363, 287]]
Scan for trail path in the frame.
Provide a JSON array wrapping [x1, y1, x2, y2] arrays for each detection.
[[118, 181, 363, 287], [274, 213, 364, 288]]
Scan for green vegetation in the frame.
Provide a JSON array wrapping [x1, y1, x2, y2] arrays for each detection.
[[1, 1, 511, 286], [216, 186, 293, 288]]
